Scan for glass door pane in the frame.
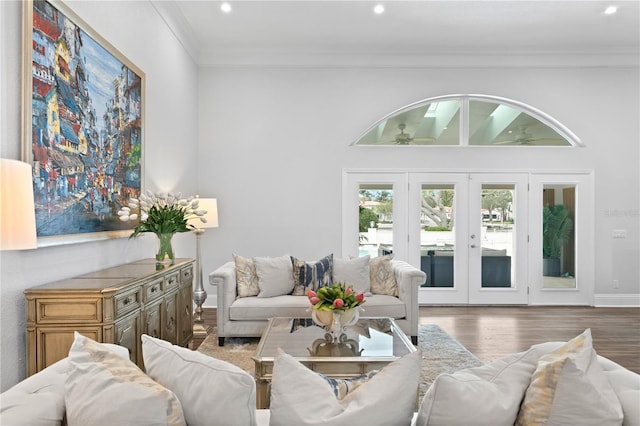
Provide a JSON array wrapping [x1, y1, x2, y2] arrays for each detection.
[[420, 184, 455, 288], [542, 184, 576, 289], [359, 184, 394, 258], [480, 184, 515, 288]]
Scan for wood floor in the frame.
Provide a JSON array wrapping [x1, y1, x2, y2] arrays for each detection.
[[198, 306, 640, 374]]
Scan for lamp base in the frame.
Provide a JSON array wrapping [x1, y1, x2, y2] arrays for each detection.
[[192, 321, 212, 338]]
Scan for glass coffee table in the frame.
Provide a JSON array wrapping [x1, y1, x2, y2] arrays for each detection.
[[252, 316, 416, 408]]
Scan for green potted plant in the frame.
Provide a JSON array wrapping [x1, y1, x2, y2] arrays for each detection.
[[542, 204, 573, 276]]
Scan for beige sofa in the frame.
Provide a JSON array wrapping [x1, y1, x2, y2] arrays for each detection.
[[2, 331, 638, 426], [209, 257, 427, 346]]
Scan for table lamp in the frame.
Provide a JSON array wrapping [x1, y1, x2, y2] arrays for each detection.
[[1, 159, 37, 251], [189, 197, 218, 336]]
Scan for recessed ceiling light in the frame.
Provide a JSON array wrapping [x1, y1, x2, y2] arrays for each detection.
[[221, 2, 232, 13], [374, 4, 385, 15], [604, 5, 618, 15]]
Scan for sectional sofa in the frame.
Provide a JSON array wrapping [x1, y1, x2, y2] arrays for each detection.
[[2, 329, 638, 426]]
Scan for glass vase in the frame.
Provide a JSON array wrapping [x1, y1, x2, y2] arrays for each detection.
[[156, 233, 175, 265]]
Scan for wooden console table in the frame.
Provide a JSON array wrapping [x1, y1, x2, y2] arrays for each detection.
[[24, 258, 195, 376]]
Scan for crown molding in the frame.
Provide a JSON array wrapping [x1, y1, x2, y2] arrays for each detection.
[[151, 0, 199, 64], [197, 48, 640, 69]]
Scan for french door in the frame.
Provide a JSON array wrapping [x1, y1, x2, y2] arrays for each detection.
[[343, 170, 593, 306], [409, 173, 529, 304]]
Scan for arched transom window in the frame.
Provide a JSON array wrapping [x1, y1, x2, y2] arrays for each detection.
[[353, 94, 581, 147]]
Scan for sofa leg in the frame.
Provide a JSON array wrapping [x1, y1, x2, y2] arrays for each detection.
[[218, 337, 225, 346], [411, 335, 418, 345]]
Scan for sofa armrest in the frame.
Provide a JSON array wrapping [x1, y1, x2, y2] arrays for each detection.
[[209, 261, 237, 341], [391, 260, 426, 340]]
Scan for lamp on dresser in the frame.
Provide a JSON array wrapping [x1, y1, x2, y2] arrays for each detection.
[[0, 159, 37, 251], [189, 197, 218, 337]]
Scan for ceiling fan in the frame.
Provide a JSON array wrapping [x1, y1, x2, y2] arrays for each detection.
[[494, 126, 563, 145], [392, 123, 435, 145]]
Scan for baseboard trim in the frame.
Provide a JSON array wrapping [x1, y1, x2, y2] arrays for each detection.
[[594, 294, 640, 307]]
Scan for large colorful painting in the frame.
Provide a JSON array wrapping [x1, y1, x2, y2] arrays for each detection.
[[22, 0, 144, 246]]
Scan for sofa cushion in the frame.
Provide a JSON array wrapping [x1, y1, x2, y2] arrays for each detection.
[[254, 255, 295, 297], [229, 294, 405, 321], [270, 348, 421, 426], [334, 255, 371, 294], [369, 254, 398, 296], [516, 329, 623, 426], [416, 341, 562, 426], [0, 359, 68, 426], [65, 332, 185, 426], [142, 334, 257, 426], [291, 253, 333, 295], [233, 253, 260, 297], [599, 356, 640, 426]]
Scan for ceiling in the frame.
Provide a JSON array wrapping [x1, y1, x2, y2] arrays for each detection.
[[155, 0, 640, 66]]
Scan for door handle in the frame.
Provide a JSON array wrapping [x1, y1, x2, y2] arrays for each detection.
[[470, 244, 477, 248]]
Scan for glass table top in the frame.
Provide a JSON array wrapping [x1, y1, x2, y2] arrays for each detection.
[[255, 317, 415, 360]]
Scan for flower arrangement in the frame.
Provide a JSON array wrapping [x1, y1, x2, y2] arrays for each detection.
[[306, 282, 365, 311], [117, 191, 208, 262], [117, 191, 208, 236]]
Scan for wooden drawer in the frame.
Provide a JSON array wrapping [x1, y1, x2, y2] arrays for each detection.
[[34, 297, 102, 324], [114, 288, 141, 317], [165, 272, 180, 290], [181, 266, 193, 284], [143, 277, 164, 302]]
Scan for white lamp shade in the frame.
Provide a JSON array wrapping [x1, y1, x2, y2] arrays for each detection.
[[1, 159, 38, 250], [190, 198, 218, 229]]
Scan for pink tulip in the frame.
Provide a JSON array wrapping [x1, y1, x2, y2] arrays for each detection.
[[333, 298, 345, 309], [355, 292, 365, 303], [307, 289, 317, 299], [346, 287, 353, 295], [309, 296, 320, 305]]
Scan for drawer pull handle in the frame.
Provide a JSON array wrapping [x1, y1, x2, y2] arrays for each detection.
[[151, 286, 158, 293], [118, 325, 132, 344], [123, 297, 132, 305]]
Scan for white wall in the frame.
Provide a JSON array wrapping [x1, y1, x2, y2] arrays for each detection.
[[1, 0, 638, 392], [196, 66, 639, 307], [0, 0, 199, 391]]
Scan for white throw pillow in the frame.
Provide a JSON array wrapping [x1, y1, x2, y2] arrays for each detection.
[[333, 255, 371, 294], [141, 334, 257, 426], [369, 254, 398, 296], [233, 253, 260, 297], [416, 341, 562, 426], [516, 329, 623, 426], [270, 348, 421, 426], [254, 255, 295, 297], [65, 332, 185, 426]]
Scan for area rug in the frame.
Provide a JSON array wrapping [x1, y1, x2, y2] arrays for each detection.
[[197, 323, 483, 400]]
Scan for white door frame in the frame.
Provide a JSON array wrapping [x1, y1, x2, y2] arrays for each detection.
[[343, 169, 594, 306], [467, 173, 529, 304], [528, 172, 595, 305], [409, 173, 470, 304]]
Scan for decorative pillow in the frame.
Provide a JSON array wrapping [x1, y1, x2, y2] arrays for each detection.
[[416, 341, 565, 426], [254, 255, 295, 298], [233, 253, 260, 297], [141, 334, 257, 426], [65, 332, 185, 426], [270, 348, 421, 426], [369, 254, 397, 296], [515, 329, 623, 426], [333, 255, 371, 294], [291, 254, 333, 295]]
